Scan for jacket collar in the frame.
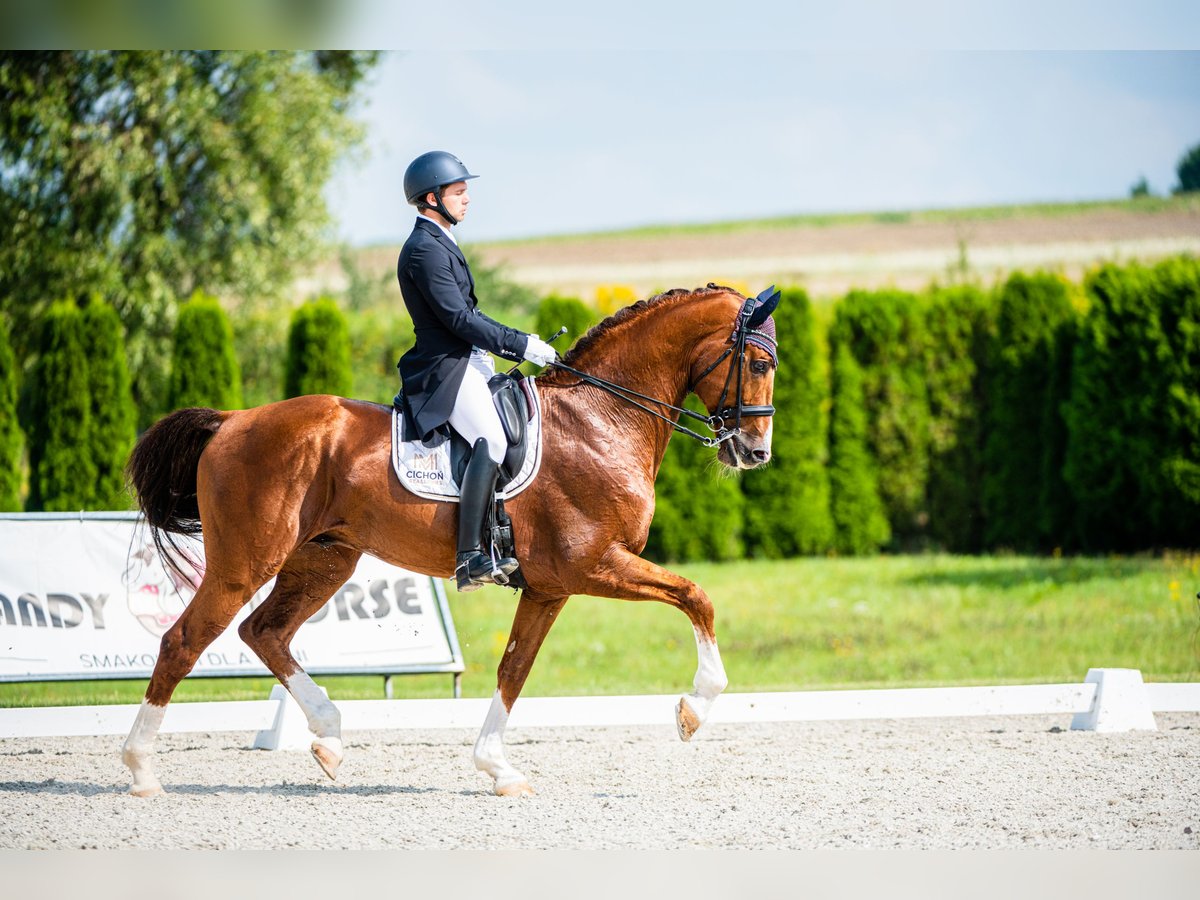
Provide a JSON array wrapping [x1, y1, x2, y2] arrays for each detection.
[[414, 216, 467, 264]]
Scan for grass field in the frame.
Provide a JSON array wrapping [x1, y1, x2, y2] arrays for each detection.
[[2, 554, 1196, 708], [468, 194, 1200, 246]]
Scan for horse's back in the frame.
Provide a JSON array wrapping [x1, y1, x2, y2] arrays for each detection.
[[199, 395, 391, 494]]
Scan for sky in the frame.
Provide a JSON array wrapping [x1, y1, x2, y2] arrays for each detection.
[[325, 5, 1200, 245]]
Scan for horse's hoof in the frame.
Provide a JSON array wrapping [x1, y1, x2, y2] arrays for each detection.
[[494, 779, 535, 798], [676, 696, 702, 742], [129, 783, 165, 798], [311, 736, 343, 781]]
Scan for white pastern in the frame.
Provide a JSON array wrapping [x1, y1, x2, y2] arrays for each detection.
[[122, 700, 166, 796], [284, 672, 341, 739], [473, 690, 531, 795], [685, 628, 729, 723]]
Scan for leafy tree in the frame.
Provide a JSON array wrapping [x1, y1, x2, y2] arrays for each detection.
[[80, 296, 136, 509], [923, 284, 992, 552], [0, 51, 378, 421], [1064, 258, 1200, 549], [0, 316, 21, 510], [827, 333, 890, 555], [168, 291, 243, 411], [982, 272, 1076, 551], [834, 289, 932, 545], [1175, 141, 1200, 194], [24, 302, 96, 511], [741, 287, 833, 557], [285, 297, 353, 398], [535, 294, 597, 352], [646, 397, 745, 563]]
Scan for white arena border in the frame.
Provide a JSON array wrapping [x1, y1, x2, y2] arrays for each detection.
[[2, 668, 1197, 748]]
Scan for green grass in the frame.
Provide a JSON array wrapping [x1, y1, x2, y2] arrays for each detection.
[[467, 194, 1200, 248], [3, 554, 1197, 708]]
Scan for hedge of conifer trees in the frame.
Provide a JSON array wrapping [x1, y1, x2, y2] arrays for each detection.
[[2, 257, 1196, 547]]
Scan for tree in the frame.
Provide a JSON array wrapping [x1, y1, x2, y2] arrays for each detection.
[[80, 296, 136, 509], [923, 284, 992, 552], [285, 297, 353, 398], [1175, 141, 1200, 194], [0, 51, 378, 421], [982, 272, 1076, 551], [645, 397, 745, 563], [24, 302, 96, 511], [827, 335, 890, 555], [535, 294, 597, 353], [0, 316, 21, 511], [168, 291, 243, 411], [1064, 258, 1200, 549], [834, 289, 932, 545], [741, 287, 833, 557]]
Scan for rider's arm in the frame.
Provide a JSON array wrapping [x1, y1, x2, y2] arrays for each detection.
[[406, 241, 529, 362]]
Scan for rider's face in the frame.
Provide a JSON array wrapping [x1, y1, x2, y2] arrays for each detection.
[[437, 181, 470, 222]]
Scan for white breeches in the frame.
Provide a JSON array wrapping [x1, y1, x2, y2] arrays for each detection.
[[449, 351, 507, 464]]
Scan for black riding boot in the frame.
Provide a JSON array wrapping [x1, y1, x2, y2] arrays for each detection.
[[456, 438, 519, 592]]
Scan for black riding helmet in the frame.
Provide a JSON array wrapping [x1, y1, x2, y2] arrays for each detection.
[[404, 151, 478, 226]]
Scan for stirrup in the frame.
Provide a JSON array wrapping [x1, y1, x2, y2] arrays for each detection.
[[456, 551, 519, 593]]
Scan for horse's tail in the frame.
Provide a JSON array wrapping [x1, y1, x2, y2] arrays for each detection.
[[127, 408, 226, 574]]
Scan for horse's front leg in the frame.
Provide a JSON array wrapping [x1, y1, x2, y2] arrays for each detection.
[[474, 591, 567, 797], [582, 547, 728, 741]]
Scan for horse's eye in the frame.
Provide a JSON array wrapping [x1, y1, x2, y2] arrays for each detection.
[[750, 360, 770, 375]]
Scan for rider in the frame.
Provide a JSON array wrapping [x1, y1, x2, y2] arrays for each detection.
[[395, 151, 558, 592]]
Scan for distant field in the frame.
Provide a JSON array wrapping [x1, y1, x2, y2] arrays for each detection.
[[324, 194, 1200, 302], [3, 553, 1196, 708]]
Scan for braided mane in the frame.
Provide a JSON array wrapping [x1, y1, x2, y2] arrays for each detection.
[[538, 284, 744, 385]]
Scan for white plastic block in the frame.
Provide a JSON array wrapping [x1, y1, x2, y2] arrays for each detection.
[[1070, 668, 1157, 732], [253, 684, 320, 751]]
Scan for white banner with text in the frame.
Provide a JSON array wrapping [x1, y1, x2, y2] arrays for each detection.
[[0, 514, 463, 681]]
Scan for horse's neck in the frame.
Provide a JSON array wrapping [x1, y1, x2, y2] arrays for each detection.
[[544, 298, 730, 474]]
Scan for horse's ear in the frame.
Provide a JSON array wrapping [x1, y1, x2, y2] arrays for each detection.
[[748, 285, 781, 329]]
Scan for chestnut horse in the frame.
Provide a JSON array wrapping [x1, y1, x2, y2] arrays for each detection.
[[121, 285, 778, 797]]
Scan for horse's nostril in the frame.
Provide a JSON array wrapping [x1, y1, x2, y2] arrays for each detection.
[[751, 449, 770, 463]]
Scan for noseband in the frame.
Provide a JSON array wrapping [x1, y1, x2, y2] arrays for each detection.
[[548, 286, 780, 448]]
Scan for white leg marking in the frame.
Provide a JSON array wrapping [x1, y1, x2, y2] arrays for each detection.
[[284, 672, 341, 738], [285, 672, 343, 779], [122, 701, 166, 797], [473, 690, 532, 796], [676, 629, 729, 741]]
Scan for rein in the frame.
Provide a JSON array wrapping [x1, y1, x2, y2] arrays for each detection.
[[546, 288, 780, 449]]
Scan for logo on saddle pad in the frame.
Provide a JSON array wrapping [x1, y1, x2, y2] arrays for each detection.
[[391, 379, 544, 503], [405, 452, 446, 481]]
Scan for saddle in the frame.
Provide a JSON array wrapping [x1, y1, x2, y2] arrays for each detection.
[[391, 373, 543, 589]]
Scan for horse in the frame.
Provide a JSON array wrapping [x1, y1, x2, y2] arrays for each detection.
[[121, 284, 779, 797]]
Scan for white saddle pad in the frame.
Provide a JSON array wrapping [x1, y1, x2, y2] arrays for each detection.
[[390, 378, 544, 502]]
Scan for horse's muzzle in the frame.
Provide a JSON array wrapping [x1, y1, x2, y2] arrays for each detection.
[[718, 433, 772, 470]]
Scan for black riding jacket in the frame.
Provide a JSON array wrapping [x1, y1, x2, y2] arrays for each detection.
[[395, 218, 529, 442]]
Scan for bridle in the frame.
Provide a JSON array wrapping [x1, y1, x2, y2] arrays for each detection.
[[547, 286, 781, 448]]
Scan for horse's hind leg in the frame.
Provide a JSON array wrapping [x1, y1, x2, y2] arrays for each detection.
[[238, 542, 362, 781], [122, 575, 260, 796], [474, 591, 567, 797]]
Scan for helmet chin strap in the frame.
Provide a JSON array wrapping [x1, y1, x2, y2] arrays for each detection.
[[421, 187, 458, 226]]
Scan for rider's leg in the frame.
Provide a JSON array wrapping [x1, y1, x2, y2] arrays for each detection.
[[448, 356, 516, 591]]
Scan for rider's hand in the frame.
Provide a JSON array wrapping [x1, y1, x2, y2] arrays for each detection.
[[522, 334, 558, 367]]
